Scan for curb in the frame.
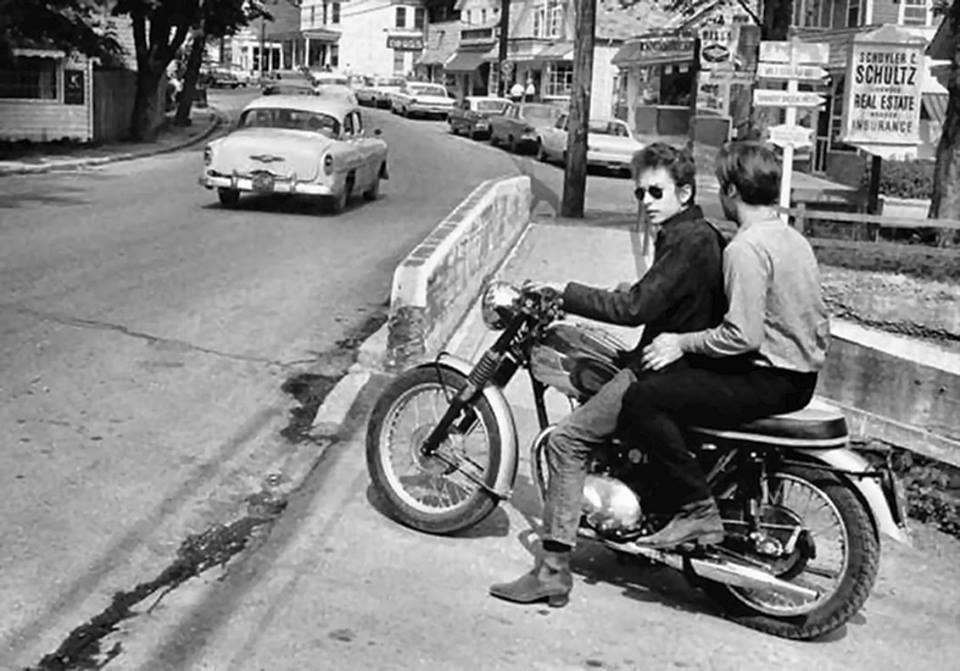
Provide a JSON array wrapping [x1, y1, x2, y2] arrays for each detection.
[[0, 106, 227, 177]]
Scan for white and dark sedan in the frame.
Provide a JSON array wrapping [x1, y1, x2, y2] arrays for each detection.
[[390, 82, 455, 119], [199, 95, 388, 213], [537, 114, 643, 174]]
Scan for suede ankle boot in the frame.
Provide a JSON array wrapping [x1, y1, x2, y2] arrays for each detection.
[[489, 549, 573, 607]]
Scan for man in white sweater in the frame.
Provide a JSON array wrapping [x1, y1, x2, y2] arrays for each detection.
[[619, 140, 831, 549]]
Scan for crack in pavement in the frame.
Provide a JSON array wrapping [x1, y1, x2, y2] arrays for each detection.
[[12, 306, 303, 368]]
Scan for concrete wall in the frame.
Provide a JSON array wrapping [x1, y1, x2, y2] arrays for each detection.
[[387, 176, 532, 369], [818, 320, 960, 467]]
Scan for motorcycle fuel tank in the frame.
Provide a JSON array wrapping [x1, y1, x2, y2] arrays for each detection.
[[530, 322, 627, 399]]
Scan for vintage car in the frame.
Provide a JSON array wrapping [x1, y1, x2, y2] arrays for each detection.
[[310, 71, 351, 87], [537, 114, 643, 174], [447, 96, 511, 139], [260, 69, 316, 96], [390, 82, 455, 118], [488, 102, 566, 153], [356, 76, 405, 108], [199, 95, 389, 213]]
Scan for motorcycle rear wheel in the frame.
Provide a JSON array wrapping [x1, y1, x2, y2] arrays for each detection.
[[704, 465, 880, 640], [366, 366, 502, 535]]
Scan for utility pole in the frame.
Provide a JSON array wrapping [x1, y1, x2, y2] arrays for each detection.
[[497, 0, 511, 97], [259, 17, 266, 78], [560, 0, 596, 218]]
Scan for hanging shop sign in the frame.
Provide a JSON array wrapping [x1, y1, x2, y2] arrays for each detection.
[[698, 23, 739, 69], [387, 36, 424, 51]]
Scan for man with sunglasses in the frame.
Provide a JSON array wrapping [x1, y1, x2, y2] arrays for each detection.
[[617, 141, 829, 549], [490, 142, 727, 608]]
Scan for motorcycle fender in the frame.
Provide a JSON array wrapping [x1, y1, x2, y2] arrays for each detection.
[[413, 356, 519, 500], [796, 447, 911, 546]]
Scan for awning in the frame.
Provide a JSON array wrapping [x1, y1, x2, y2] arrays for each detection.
[[536, 43, 574, 61], [611, 36, 695, 67], [12, 48, 65, 59], [301, 28, 341, 43], [444, 51, 489, 72], [923, 93, 948, 126]]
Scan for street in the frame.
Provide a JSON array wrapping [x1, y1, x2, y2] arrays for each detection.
[[0, 89, 637, 668]]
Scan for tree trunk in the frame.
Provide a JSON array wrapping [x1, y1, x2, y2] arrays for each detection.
[[928, 80, 960, 244], [176, 33, 207, 126], [130, 67, 164, 141], [560, 0, 596, 219]]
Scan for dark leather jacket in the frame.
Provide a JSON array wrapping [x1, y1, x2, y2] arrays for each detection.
[[561, 205, 727, 374]]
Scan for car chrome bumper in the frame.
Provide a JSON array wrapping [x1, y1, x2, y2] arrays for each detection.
[[199, 173, 333, 196], [587, 151, 631, 170], [409, 104, 452, 115]]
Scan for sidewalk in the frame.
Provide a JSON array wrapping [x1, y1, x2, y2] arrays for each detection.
[[0, 107, 224, 177]]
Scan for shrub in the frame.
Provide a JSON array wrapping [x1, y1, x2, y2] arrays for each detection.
[[859, 158, 935, 200]]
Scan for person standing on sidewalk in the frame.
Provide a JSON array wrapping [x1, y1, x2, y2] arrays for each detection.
[[489, 142, 727, 608], [618, 141, 830, 549]]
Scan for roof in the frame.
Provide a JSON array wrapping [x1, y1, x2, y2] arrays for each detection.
[[244, 95, 358, 119]]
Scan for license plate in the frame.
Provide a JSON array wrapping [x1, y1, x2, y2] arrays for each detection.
[[252, 172, 275, 194]]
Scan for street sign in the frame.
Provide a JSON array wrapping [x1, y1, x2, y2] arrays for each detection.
[[753, 90, 825, 107], [760, 41, 829, 65], [757, 62, 829, 81], [767, 124, 813, 148]]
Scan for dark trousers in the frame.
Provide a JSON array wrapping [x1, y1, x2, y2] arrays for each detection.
[[618, 357, 818, 510]]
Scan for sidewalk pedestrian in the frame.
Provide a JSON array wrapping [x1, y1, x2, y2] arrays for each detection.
[[510, 81, 524, 103], [619, 141, 830, 549], [489, 143, 728, 608]]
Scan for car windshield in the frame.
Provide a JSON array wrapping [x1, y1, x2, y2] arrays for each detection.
[[410, 84, 447, 97], [239, 107, 342, 138], [520, 104, 562, 122], [589, 120, 631, 137], [475, 100, 508, 112]]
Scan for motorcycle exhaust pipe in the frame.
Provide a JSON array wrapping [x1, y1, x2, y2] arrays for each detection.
[[579, 529, 820, 601]]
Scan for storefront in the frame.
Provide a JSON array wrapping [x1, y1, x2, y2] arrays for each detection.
[[444, 23, 497, 98], [611, 34, 696, 134]]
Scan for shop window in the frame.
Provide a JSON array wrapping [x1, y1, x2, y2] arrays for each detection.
[[332, 2, 340, 24], [900, 0, 932, 26], [544, 62, 573, 97], [547, 0, 563, 38], [415, 7, 424, 29], [310, 5, 316, 26], [827, 77, 857, 152], [533, 7, 543, 37], [793, 0, 832, 28], [481, 9, 486, 24], [396, 7, 406, 28], [0, 57, 58, 100], [393, 50, 405, 74]]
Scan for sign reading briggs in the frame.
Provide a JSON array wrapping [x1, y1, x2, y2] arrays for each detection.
[[841, 25, 925, 146], [387, 36, 424, 51]]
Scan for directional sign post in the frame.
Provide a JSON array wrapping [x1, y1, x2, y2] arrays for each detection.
[[756, 38, 830, 215]]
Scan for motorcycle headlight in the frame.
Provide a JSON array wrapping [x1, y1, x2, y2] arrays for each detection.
[[481, 281, 520, 330]]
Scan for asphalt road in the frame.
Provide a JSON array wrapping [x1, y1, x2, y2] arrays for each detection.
[[0, 89, 639, 668]]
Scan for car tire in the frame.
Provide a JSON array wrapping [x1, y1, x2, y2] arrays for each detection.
[[537, 141, 549, 163], [508, 136, 518, 153], [328, 176, 353, 214], [217, 188, 240, 208], [489, 132, 498, 147], [364, 171, 381, 201]]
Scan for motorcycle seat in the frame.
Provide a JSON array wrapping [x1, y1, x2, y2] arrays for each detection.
[[689, 398, 848, 448]]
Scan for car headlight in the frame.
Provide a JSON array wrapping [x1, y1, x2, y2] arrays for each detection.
[[481, 281, 520, 330]]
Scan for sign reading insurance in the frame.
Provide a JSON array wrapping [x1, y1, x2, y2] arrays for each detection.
[[841, 25, 925, 146]]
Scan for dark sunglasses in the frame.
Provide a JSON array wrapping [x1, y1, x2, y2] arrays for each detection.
[[634, 185, 665, 201]]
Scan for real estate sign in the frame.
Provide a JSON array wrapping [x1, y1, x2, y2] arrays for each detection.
[[841, 26, 925, 146]]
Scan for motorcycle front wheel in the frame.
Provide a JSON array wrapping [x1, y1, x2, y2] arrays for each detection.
[[705, 465, 880, 640], [366, 366, 503, 535]]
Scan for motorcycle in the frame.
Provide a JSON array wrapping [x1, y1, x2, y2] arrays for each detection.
[[366, 281, 909, 640]]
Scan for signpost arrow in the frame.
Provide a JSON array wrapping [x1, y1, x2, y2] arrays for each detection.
[[757, 62, 829, 81], [753, 90, 826, 107], [767, 124, 814, 148]]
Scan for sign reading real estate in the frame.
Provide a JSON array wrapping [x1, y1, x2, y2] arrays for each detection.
[[841, 26, 925, 146]]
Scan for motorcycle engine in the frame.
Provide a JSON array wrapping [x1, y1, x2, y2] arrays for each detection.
[[582, 474, 642, 533]]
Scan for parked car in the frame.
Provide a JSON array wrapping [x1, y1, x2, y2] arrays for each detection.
[[199, 95, 389, 213], [488, 102, 566, 153], [390, 82, 455, 119], [537, 114, 643, 174], [448, 96, 511, 139], [356, 76, 405, 108], [310, 71, 351, 87], [260, 69, 316, 96], [201, 65, 250, 88]]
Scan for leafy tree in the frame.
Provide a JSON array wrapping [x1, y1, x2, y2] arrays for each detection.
[[0, 0, 121, 66], [173, 0, 270, 125], [930, 0, 960, 226]]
